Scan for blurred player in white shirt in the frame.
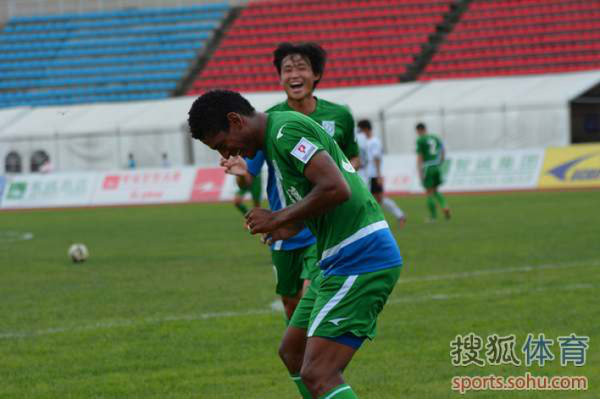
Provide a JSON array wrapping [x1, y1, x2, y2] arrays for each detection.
[[357, 119, 406, 227]]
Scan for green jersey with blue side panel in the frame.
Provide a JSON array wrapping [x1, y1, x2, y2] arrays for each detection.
[[264, 111, 402, 276]]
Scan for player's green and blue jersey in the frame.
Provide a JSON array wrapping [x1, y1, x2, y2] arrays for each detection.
[[246, 150, 316, 251], [416, 134, 444, 169], [264, 111, 402, 276], [248, 98, 358, 252], [267, 98, 359, 160]]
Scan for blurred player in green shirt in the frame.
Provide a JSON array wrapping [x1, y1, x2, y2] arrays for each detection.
[[188, 90, 402, 399], [416, 122, 451, 221]]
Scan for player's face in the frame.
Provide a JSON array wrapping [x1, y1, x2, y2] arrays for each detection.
[[279, 54, 320, 101], [201, 113, 257, 159]]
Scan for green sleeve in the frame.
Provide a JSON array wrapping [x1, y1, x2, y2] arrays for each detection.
[[341, 110, 359, 159], [273, 121, 325, 175]]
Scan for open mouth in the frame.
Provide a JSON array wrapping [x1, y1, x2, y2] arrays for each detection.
[[289, 82, 304, 90]]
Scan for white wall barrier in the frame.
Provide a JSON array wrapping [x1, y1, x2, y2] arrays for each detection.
[[0, 175, 5, 206], [0, 148, 548, 209], [383, 148, 545, 194], [1, 172, 97, 209], [1, 167, 203, 209]]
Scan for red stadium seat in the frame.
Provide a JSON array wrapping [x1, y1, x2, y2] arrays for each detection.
[[187, 0, 451, 93]]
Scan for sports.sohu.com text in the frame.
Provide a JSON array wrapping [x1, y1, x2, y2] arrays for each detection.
[[451, 372, 587, 394]]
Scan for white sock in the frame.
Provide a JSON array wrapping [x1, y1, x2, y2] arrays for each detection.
[[382, 197, 405, 219]]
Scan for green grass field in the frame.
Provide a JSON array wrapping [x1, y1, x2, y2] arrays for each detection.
[[1, 190, 599, 398]]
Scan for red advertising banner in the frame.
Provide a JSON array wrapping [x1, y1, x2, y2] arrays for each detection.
[[93, 168, 196, 205], [190, 168, 227, 202]]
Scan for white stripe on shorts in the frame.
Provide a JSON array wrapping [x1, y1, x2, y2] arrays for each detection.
[[323, 385, 351, 399], [307, 275, 358, 337]]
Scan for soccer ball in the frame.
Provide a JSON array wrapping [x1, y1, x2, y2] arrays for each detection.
[[68, 243, 89, 263]]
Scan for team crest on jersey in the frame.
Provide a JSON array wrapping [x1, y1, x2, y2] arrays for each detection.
[[321, 121, 336, 137], [291, 138, 318, 164], [341, 158, 356, 173]]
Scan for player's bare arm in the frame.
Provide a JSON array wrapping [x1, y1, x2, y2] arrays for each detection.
[[246, 150, 350, 235]]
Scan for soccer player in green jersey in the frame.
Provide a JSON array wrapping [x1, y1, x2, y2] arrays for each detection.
[[188, 90, 403, 399], [416, 122, 451, 221], [270, 42, 360, 170], [232, 173, 262, 215]]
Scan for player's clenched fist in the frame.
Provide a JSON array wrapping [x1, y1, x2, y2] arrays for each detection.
[[245, 208, 279, 234]]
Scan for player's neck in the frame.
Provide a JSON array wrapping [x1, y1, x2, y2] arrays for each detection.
[[286, 95, 317, 115]]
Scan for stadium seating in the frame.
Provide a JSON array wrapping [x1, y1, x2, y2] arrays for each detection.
[[187, 0, 452, 94], [0, 4, 229, 108], [421, 0, 600, 80]]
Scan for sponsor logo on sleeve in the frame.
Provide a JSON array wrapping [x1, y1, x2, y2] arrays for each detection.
[[291, 138, 318, 164]]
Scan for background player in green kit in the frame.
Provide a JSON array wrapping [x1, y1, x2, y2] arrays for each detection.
[[233, 173, 262, 215], [188, 90, 402, 399], [416, 122, 451, 221]]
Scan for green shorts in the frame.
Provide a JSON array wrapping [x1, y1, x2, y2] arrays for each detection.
[[289, 266, 401, 340], [299, 244, 319, 281], [422, 165, 442, 189], [236, 175, 262, 203], [271, 244, 316, 297]]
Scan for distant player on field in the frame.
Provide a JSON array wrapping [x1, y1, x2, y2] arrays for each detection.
[[188, 90, 402, 399], [356, 119, 406, 227], [415, 122, 450, 221]]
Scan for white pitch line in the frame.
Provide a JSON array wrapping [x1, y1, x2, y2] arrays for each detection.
[[0, 309, 273, 340], [1, 260, 598, 340], [387, 283, 595, 305], [398, 259, 600, 284]]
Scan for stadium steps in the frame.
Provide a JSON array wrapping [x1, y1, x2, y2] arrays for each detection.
[[401, 0, 473, 81], [173, 6, 241, 96]]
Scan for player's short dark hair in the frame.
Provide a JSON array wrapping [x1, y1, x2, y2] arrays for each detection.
[[416, 122, 426, 131], [273, 42, 327, 88], [188, 90, 255, 140], [357, 119, 372, 131]]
